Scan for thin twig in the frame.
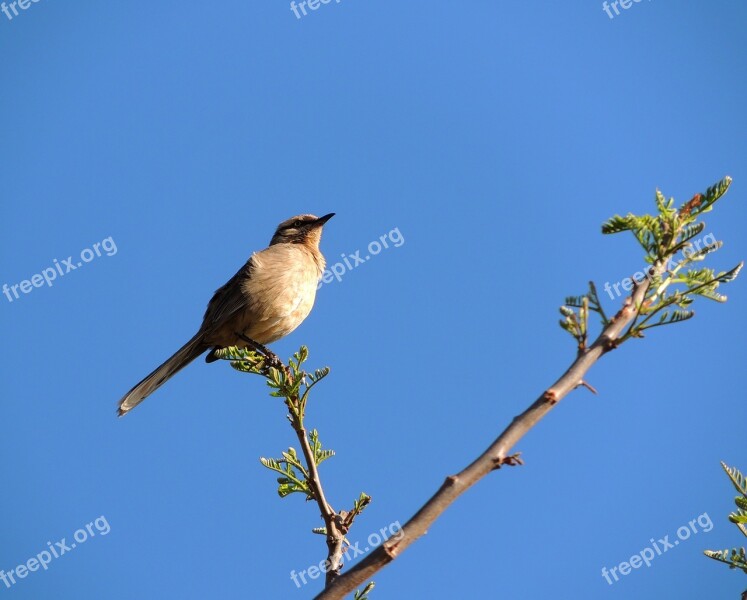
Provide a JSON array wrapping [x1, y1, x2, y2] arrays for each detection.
[[288, 408, 346, 586], [229, 338, 349, 586]]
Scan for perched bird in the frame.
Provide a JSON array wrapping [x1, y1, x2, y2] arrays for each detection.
[[117, 213, 334, 417]]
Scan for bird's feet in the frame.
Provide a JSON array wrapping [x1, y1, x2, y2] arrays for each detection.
[[235, 333, 285, 371]]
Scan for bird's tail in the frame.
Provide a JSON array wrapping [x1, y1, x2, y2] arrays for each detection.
[[117, 333, 207, 417]]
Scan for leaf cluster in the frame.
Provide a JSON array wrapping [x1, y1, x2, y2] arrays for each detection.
[[560, 177, 742, 346], [214, 344, 375, 592], [259, 430, 335, 500], [704, 462, 747, 590]]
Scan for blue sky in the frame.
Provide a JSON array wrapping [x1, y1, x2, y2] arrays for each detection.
[[1, 2, 746, 599]]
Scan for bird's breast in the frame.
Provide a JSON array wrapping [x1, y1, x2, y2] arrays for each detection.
[[240, 245, 323, 344]]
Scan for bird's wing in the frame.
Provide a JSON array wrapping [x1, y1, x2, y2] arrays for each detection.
[[201, 257, 255, 329]]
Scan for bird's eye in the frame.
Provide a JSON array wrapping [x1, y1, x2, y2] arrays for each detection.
[[293, 220, 304, 228]]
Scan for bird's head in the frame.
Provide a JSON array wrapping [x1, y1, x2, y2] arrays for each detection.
[[269, 213, 335, 247]]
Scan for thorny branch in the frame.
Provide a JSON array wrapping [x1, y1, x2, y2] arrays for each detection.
[[316, 178, 743, 598], [216, 342, 363, 588], [314, 268, 661, 599]]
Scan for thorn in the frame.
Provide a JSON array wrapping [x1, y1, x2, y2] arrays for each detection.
[[609, 297, 632, 324], [491, 453, 524, 470], [504, 453, 523, 467], [577, 380, 598, 395], [602, 336, 620, 351], [382, 539, 401, 560], [620, 295, 636, 318]]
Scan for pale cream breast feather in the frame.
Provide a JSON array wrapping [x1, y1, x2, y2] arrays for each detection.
[[241, 244, 323, 341]]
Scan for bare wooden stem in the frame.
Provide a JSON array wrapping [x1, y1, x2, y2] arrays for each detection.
[[315, 269, 659, 600]]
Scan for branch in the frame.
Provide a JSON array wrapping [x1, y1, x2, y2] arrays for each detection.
[[288, 399, 346, 586], [315, 271, 659, 599], [319, 176, 741, 597], [214, 344, 363, 588]]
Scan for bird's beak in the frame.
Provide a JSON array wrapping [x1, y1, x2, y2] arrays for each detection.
[[315, 213, 335, 226]]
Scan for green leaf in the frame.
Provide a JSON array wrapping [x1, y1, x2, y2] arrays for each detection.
[[559, 305, 575, 318], [601, 214, 637, 235], [651, 309, 695, 327], [259, 457, 281, 470], [718, 262, 744, 285], [703, 547, 747, 573], [310, 367, 331, 383], [586, 281, 609, 325], [354, 582, 376, 600], [564, 296, 586, 308], [296, 345, 309, 364], [308, 429, 335, 466], [278, 482, 299, 497], [685, 240, 722, 262], [679, 221, 706, 243], [655, 189, 674, 214], [680, 176, 732, 219], [259, 452, 311, 499], [351, 492, 372, 517]]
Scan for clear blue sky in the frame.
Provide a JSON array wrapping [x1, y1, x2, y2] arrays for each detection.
[[1, 2, 746, 599]]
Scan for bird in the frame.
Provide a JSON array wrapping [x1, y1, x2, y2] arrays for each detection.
[[117, 213, 334, 417]]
